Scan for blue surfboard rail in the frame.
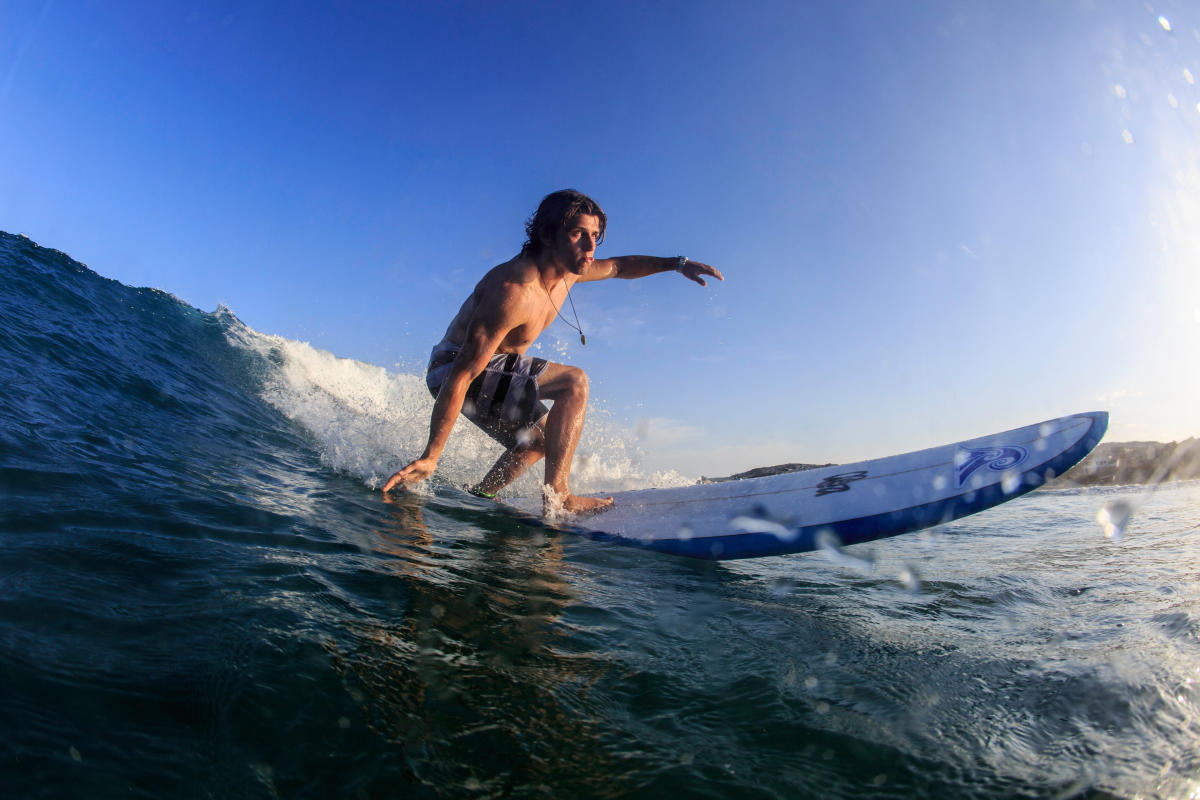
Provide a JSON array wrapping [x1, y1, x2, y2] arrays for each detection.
[[556, 411, 1109, 561]]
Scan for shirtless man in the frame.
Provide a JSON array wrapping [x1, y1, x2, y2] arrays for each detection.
[[381, 189, 723, 515]]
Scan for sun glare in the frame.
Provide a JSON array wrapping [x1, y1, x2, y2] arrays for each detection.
[[1100, 6, 1200, 442]]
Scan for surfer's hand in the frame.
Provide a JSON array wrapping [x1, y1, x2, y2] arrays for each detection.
[[382, 456, 437, 493], [680, 259, 723, 287]]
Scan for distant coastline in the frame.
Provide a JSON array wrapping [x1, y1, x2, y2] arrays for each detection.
[[1045, 439, 1200, 488], [700, 440, 1200, 488]]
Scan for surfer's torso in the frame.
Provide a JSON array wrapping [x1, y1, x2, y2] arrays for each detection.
[[439, 256, 578, 355]]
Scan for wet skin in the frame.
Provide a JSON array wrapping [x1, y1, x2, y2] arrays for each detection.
[[382, 214, 723, 516]]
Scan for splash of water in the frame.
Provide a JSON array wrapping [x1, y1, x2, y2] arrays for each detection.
[[222, 316, 692, 497]]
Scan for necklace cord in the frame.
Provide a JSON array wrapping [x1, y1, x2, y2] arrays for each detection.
[[543, 278, 586, 345]]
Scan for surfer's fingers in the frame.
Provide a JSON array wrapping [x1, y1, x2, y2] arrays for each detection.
[[382, 465, 422, 492], [685, 261, 723, 284], [388, 457, 439, 489]]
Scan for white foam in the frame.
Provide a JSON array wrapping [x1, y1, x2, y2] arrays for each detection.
[[222, 316, 692, 496]]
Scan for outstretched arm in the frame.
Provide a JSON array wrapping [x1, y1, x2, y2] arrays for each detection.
[[580, 256, 724, 286]]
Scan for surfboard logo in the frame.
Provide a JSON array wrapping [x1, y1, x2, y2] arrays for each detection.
[[815, 471, 869, 496], [954, 445, 1028, 488]]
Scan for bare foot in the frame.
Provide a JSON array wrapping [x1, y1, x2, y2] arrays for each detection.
[[542, 486, 614, 519], [561, 493, 615, 517]]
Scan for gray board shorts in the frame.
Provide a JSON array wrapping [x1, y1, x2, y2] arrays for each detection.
[[426, 341, 551, 449]]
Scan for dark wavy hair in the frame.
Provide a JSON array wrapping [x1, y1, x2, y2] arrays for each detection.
[[520, 189, 607, 258]]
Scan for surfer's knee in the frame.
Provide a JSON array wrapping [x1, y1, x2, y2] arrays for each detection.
[[540, 364, 589, 404], [562, 366, 588, 399], [517, 440, 545, 460], [515, 424, 546, 456]]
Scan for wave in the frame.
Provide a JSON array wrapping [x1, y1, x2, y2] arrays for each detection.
[[0, 230, 690, 503]]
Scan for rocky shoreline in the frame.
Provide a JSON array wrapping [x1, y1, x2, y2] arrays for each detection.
[[1046, 439, 1200, 488]]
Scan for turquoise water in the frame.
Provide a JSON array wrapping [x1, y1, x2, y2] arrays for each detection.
[[2, 231, 1199, 798]]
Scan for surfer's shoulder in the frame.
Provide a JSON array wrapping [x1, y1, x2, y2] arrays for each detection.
[[471, 257, 541, 317], [495, 255, 538, 283], [487, 258, 542, 297]]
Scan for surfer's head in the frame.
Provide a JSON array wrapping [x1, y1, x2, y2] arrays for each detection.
[[521, 189, 607, 259]]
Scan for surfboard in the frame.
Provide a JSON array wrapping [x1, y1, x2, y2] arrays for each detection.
[[503, 411, 1108, 560]]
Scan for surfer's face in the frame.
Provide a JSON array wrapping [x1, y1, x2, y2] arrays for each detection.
[[554, 214, 600, 274]]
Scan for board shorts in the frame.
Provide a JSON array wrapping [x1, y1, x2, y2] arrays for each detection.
[[426, 339, 551, 449]]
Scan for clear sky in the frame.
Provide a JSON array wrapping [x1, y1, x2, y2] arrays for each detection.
[[3, 0, 1198, 477]]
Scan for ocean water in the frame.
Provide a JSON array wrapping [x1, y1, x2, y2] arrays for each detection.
[[2, 229, 1199, 799]]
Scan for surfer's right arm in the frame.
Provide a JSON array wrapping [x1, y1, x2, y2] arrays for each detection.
[[382, 299, 517, 493]]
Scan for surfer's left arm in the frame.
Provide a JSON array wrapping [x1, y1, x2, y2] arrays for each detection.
[[581, 256, 724, 286]]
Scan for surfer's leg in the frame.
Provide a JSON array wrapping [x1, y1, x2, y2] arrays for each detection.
[[472, 424, 546, 497], [536, 363, 613, 515], [448, 352, 550, 497]]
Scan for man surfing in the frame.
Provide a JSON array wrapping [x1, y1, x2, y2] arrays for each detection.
[[382, 189, 723, 515]]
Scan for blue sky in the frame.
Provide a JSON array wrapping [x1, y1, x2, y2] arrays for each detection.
[[3, 0, 1199, 476]]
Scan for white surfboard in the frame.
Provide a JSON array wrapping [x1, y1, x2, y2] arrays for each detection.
[[504, 411, 1108, 560]]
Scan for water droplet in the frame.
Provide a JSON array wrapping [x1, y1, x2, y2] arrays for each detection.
[[1159, 15, 1172, 32], [898, 564, 922, 593], [69, 746, 82, 762], [816, 530, 875, 573], [769, 577, 795, 598], [1122, 129, 1134, 144], [782, 662, 799, 687], [804, 676, 819, 689], [1113, 84, 1127, 99], [1097, 499, 1133, 540], [729, 515, 795, 540], [1185, 68, 1195, 85], [932, 474, 948, 491], [677, 525, 694, 540], [1001, 471, 1022, 494]]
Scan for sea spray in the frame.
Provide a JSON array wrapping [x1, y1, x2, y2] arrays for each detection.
[[222, 315, 691, 496]]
